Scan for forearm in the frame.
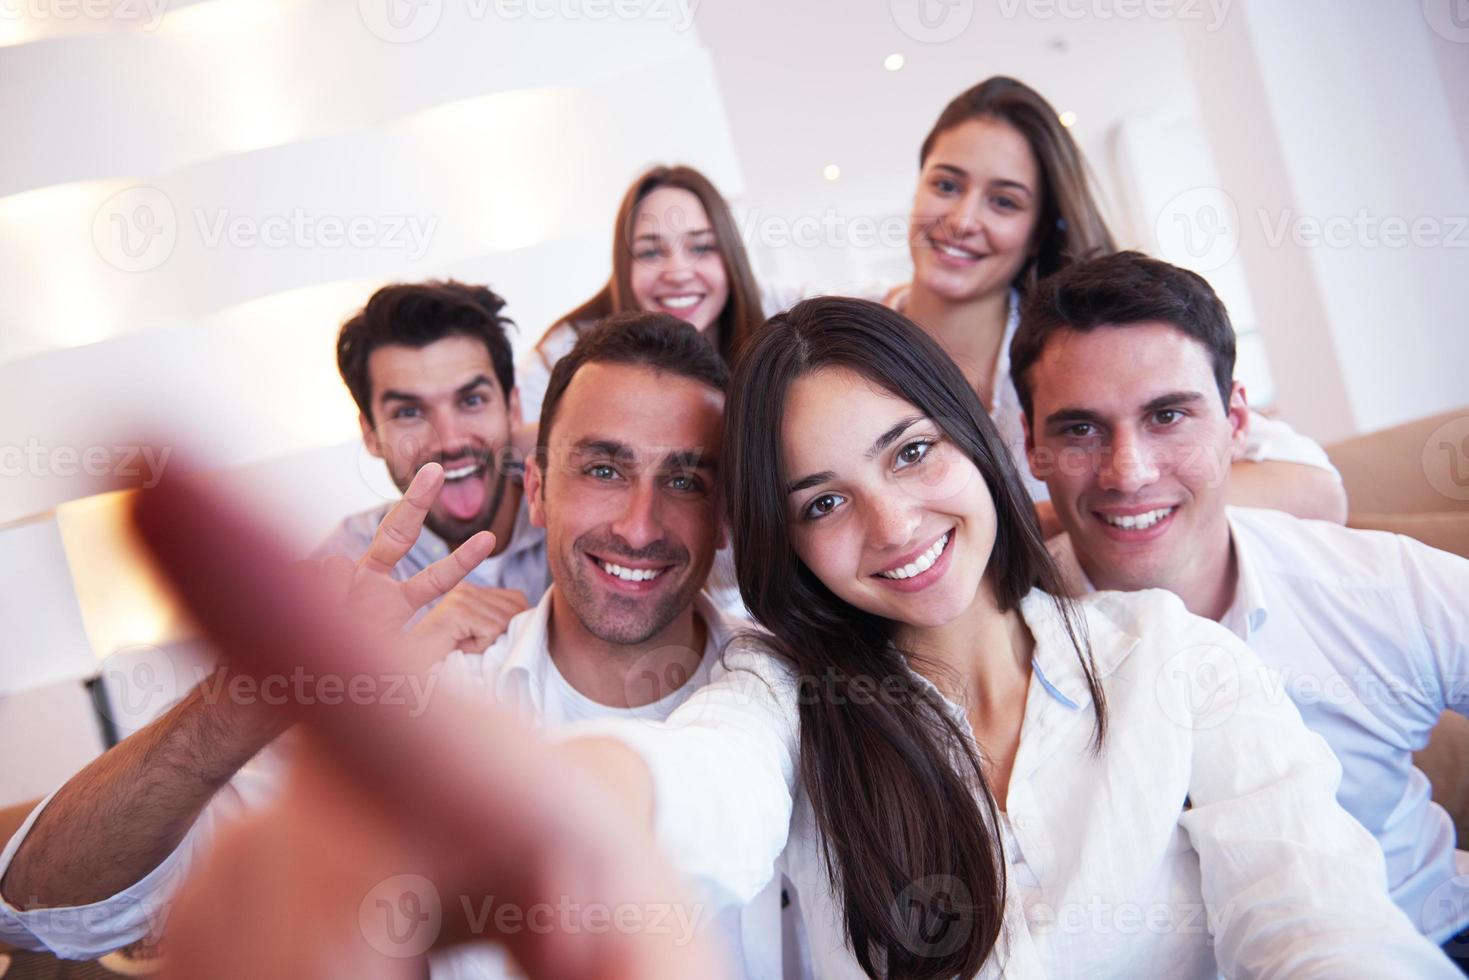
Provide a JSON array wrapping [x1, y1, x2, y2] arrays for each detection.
[[1, 669, 284, 909], [1226, 460, 1348, 524]]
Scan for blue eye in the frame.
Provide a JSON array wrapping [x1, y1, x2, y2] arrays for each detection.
[[391, 406, 423, 420], [667, 473, 703, 493], [588, 464, 618, 480]]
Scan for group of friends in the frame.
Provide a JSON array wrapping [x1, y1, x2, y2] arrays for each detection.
[[1, 75, 1467, 979]]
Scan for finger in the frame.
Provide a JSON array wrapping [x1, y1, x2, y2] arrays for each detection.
[[400, 529, 496, 611], [132, 465, 715, 979], [359, 463, 444, 576]]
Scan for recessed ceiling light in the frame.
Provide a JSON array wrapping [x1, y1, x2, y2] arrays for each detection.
[[884, 53, 905, 71], [823, 164, 841, 181], [1059, 110, 1077, 128]]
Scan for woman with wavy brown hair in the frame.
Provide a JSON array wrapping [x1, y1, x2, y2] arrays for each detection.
[[517, 164, 764, 417]]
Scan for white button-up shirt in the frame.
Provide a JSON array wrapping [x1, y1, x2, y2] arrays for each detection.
[[573, 587, 1456, 977], [0, 589, 783, 979]]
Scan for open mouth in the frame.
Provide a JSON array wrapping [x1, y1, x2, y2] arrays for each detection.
[[928, 235, 986, 263], [876, 530, 951, 580], [437, 456, 490, 521], [586, 553, 676, 590], [1095, 506, 1178, 535], [653, 293, 704, 312]]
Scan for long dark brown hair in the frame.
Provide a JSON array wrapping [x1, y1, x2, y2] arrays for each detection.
[[724, 297, 1107, 979], [919, 76, 1117, 293], [533, 164, 764, 366]]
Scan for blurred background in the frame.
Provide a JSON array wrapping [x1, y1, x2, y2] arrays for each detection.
[[1, 0, 1466, 806]]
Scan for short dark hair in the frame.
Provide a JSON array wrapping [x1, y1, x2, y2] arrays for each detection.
[[536, 311, 729, 458], [1010, 251, 1236, 423], [337, 280, 517, 423]]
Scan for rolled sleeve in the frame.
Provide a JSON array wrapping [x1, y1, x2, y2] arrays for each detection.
[[561, 644, 800, 910]]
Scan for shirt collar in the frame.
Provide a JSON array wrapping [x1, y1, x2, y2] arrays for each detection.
[[1018, 589, 1138, 713], [494, 588, 732, 714], [1220, 508, 1269, 639]]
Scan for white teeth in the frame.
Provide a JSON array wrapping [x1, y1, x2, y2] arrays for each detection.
[[443, 462, 480, 480], [1101, 507, 1174, 531], [879, 531, 950, 581], [938, 243, 981, 260], [599, 560, 666, 583], [658, 295, 701, 309]]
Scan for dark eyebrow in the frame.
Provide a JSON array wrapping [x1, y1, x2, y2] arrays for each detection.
[[572, 439, 637, 464], [380, 374, 494, 406], [1043, 407, 1105, 429], [785, 416, 926, 495], [1142, 391, 1206, 413], [662, 449, 718, 472]]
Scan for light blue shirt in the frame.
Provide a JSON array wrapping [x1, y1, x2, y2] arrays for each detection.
[[1221, 506, 1469, 942], [313, 493, 550, 608]]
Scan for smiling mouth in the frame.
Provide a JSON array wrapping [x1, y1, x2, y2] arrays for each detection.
[[654, 294, 703, 311], [1097, 507, 1177, 531], [875, 530, 952, 580], [442, 460, 484, 481]]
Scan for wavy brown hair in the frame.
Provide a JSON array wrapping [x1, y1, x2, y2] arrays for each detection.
[[920, 76, 1117, 292], [724, 297, 1107, 979], [533, 164, 763, 367]]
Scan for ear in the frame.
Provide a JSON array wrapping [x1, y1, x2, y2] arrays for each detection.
[[524, 454, 547, 530], [1022, 412, 1043, 480], [1226, 381, 1250, 463], [359, 413, 384, 460], [508, 385, 523, 428]]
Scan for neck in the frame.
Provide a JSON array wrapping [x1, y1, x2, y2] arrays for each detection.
[[896, 576, 1033, 715], [546, 592, 707, 709], [1085, 520, 1239, 623], [904, 284, 1012, 399]]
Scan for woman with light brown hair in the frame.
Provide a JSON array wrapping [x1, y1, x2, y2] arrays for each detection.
[[517, 164, 764, 418]]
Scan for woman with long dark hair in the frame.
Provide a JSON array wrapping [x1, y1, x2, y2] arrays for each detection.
[[571, 297, 1448, 978], [865, 76, 1344, 523]]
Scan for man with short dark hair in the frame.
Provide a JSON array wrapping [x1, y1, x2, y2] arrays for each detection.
[[320, 280, 548, 638], [1012, 250, 1469, 963]]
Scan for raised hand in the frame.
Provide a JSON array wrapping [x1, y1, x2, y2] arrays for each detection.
[[134, 463, 721, 980], [310, 462, 498, 638], [410, 584, 532, 654]]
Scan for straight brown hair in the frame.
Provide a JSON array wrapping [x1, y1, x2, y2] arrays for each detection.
[[534, 164, 764, 367], [920, 76, 1117, 292]]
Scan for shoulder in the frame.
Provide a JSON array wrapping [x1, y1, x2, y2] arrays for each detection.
[[1230, 505, 1452, 587], [1069, 587, 1243, 678], [311, 504, 390, 560]]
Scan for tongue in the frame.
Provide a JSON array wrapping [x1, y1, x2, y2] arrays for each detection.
[[438, 473, 488, 522]]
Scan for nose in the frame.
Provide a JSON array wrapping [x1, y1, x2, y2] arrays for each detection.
[[865, 494, 923, 554], [1097, 428, 1161, 495], [609, 477, 663, 551], [943, 188, 986, 240]]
